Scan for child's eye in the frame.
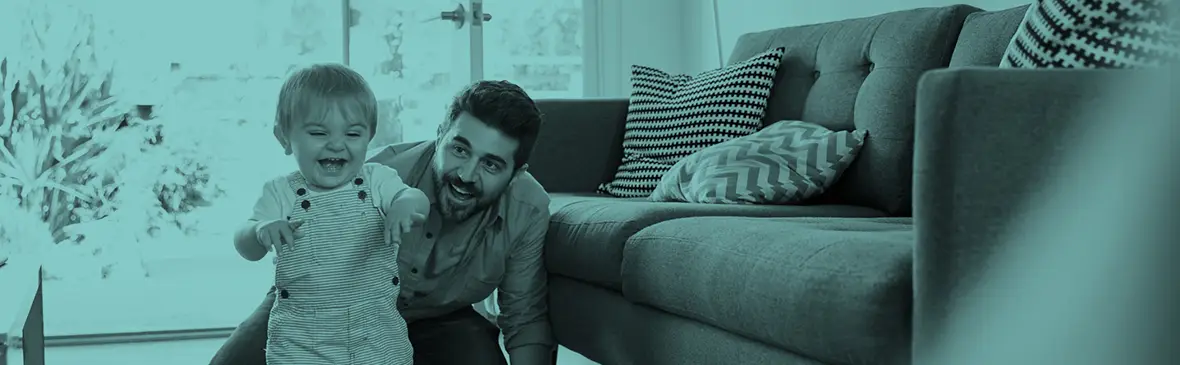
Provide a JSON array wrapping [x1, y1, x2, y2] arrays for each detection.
[[309, 131, 327, 136], [347, 132, 362, 137]]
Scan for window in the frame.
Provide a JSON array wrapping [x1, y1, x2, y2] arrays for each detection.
[[0, 0, 587, 337]]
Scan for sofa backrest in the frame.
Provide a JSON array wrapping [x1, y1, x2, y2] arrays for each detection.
[[727, 5, 979, 216], [948, 4, 1031, 67]]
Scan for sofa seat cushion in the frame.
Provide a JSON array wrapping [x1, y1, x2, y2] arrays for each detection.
[[545, 193, 886, 290], [621, 216, 914, 365]]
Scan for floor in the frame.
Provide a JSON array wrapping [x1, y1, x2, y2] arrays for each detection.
[[37, 255, 605, 364], [45, 337, 599, 364]]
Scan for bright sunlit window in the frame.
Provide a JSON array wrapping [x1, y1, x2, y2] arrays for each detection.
[[0, 0, 584, 337]]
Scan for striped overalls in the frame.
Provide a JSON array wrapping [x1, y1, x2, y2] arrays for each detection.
[[265, 172, 413, 365]]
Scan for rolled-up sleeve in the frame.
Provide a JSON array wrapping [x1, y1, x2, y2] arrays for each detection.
[[496, 203, 555, 352]]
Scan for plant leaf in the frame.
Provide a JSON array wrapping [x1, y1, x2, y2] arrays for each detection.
[[0, 138, 31, 182], [52, 140, 92, 169], [0, 175, 22, 188], [50, 124, 66, 160], [40, 180, 90, 201]]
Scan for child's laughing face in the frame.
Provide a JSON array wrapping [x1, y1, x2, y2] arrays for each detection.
[[281, 104, 372, 191]]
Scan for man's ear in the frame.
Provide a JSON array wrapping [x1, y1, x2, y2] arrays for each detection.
[[273, 124, 292, 155], [511, 163, 529, 181]]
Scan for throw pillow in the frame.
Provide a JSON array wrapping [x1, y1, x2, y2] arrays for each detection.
[[649, 120, 867, 205], [1000, 0, 1179, 68], [596, 47, 786, 198]]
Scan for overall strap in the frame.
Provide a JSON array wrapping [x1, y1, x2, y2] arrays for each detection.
[[286, 170, 370, 193], [285, 171, 307, 193]]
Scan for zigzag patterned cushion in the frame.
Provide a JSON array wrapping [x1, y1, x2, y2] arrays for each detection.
[[596, 47, 786, 198], [649, 120, 867, 205], [1000, 0, 1179, 68]]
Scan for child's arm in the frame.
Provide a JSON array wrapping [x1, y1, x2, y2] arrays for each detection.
[[234, 178, 289, 261], [365, 163, 430, 218]]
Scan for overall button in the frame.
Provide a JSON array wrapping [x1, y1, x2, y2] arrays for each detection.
[[279, 289, 290, 299], [354, 178, 364, 185], [391, 276, 400, 285], [296, 188, 307, 196], [300, 200, 311, 210]]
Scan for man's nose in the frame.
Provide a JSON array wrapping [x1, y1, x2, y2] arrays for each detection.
[[456, 160, 479, 182]]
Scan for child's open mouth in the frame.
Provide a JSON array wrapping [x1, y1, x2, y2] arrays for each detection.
[[318, 158, 348, 172]]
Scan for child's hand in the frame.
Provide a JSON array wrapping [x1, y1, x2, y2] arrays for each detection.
[[384, 209, 426, 245], [254, 219, 305, 254]]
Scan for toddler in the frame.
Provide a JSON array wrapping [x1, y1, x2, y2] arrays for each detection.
[[234, 63, 428, 365]]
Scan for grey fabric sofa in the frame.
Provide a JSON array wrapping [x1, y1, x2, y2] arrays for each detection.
[[525, 4, 1047, 365]]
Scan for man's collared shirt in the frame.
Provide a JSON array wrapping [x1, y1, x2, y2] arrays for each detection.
[[366, 140, 554, 352]]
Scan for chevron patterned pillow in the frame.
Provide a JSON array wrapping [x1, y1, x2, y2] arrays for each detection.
[[1000, 0, 1179, 68], [597, 47, 786, 198], [649, 120, 867, 205]]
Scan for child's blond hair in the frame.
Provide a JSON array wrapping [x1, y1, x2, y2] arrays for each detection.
[[273, 63, 378, 144]]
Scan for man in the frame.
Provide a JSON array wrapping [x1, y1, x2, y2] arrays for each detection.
[[211, 80, 555, 365]]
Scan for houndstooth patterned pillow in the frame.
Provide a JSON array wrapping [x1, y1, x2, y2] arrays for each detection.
[[649, 120, 867, 205], [1000, 0, 1180, 68], [597, 47, 786, 198]]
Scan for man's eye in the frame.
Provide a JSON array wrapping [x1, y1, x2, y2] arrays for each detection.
[[482, 161, 501, 173], [452, 146, 468, 157]]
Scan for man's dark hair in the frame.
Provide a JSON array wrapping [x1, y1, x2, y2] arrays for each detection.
[[440, 80, 543, 170]]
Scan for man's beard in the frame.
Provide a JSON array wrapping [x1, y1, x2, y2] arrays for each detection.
[[434, 172, 493, 223]]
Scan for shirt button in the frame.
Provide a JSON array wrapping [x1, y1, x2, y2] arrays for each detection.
[[410, 267, 419, 274], [425, 232, 433, 239]]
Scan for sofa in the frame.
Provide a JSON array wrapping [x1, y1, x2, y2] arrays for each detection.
[[525, 4, 1053, 365]]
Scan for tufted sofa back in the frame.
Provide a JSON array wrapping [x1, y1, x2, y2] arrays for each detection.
[[728, 5, 980, 216]]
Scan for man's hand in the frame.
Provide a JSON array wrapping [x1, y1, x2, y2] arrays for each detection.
[[384, 208, 426, 245], [254, 219, 305, 254]]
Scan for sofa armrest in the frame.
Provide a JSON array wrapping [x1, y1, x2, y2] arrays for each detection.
[[529, 98, 629, 193], [911, 67, 1128, 349]]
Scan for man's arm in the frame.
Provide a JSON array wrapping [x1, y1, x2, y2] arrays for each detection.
[[497, 204, 555, 365]]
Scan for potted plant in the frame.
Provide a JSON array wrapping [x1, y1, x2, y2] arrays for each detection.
[[0, 1, 159, 280]]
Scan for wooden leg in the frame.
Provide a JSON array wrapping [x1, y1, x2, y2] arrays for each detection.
[[23, 268, 45, 365]]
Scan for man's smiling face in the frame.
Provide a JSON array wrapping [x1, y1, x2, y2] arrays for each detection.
[[431, 111, 521, 223]]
